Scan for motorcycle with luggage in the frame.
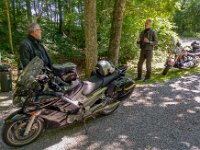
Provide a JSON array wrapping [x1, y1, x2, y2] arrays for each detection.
[[162, 45, 199, 75], [1, 57, 135, 147]]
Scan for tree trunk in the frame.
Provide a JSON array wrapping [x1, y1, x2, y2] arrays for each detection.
[[11, 0, 16, 31], [26, 0, 32, 23], [4, 0, 14, 53], [108, 0, 126, 66], [58, 0, 63, 34], [84, 0, 98, 77]]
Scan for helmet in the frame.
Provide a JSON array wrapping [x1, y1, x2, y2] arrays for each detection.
[[96, 60, 115, 76], [191, 41, 200, 49]]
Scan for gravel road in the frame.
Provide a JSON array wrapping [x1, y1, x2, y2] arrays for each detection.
[[0, 73, 200, 150]]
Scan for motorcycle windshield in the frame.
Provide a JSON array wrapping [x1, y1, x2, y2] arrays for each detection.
[[13, 56, 44, 105]]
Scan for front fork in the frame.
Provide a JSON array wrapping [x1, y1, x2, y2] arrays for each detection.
[[24, 110, 41, 136]]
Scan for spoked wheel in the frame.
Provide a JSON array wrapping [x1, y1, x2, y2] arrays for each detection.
[[162, 65, 170, 75], [2, 117, 44, 147]]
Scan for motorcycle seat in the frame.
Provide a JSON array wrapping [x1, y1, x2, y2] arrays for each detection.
[[82, 75, 103, 95], [52, 63, 77, 75], [82, 70, 120, 95]]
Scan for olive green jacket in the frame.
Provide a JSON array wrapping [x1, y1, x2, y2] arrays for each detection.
[[138, 29, 158, 51]]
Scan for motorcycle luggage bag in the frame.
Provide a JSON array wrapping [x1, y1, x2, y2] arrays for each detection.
[[106, 77, 135, 99], [52, 63, 78, 82]]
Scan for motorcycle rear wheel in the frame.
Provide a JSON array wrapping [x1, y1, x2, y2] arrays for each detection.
[[100, 101, 120, 115], [2, 117, 44, 147], [101, 87, 134, 115], [162, 65, 170, 75]]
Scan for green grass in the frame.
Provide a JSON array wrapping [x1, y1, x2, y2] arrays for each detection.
[[127, 66, 200, 86]]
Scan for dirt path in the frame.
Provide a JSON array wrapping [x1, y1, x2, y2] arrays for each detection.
[[0, 73, 200, 150], [181, 37, 200, 47]]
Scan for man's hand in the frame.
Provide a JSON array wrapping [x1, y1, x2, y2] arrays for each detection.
[[144, 37, 150, 43]]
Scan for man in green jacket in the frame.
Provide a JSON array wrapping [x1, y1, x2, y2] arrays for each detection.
[[135, 19, 158, 82], [18, 23, 51, 70]]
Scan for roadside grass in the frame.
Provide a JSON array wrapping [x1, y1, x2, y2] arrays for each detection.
[[127, 66, 200, 86]]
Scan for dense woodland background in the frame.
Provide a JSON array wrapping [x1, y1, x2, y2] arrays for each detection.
[[0, 0, 200, 76]]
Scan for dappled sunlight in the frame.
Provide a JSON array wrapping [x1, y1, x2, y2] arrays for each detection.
[[125, 95, 155, 107], [120, 74, 200, 149], [44, 132, 88, 150], [170, 82, 191, 91], [180, 141, 200, 150], [127, 74, 200, 109], [159, 101, 180, 108], [187, 109, 196, 114], [0, 95, 9, 100], [194, 96, 200, 103], [0, 99, 12, 107], [1, 73, 200, 149], [176, 113, 184, 118], [162, 96, 174, 101]]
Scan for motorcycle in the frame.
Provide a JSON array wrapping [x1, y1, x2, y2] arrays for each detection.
[[162, 46, 199, 75], [1, 57, 135, 147], [185, 41, 200, 57], [191, 41, 200, 53]]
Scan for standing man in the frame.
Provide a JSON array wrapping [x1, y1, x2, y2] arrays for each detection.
[[135, 19, 157, 82], [18, 23, 51, 70]]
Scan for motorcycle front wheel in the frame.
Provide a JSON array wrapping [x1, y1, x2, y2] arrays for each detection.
[[2, 117, 44, 147], [162, 65, 170, 75]]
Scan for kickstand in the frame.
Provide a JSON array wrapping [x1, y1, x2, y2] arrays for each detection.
[[83, 114, 96, 135], [83, 118, 88, 134]]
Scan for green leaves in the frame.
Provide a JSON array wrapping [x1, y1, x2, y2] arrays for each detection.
[[174, 0, 200, 37]]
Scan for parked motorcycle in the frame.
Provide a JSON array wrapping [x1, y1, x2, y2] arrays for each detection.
[[162, 46, 199, 75], [191, 41, 200, 53], [1, 57, 135, 147]]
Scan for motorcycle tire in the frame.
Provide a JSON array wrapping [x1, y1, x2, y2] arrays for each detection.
[[101, 87, 134, 115], [162, 65, 170, 75], [100, 101, 120, 115], [117, 86, 134, 101], [2, 117, 44, 147]]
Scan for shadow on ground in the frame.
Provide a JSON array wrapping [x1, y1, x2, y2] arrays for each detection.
[[0, 74, 200, 150]]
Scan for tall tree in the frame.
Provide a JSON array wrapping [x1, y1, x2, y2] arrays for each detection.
[[4, 0, 14, 53], [84, 0, 98, 77], [26, 0, 32, 23], [108, 0, 126, 66], [58, 0, 63, 33], [11, 0, 16, 31]]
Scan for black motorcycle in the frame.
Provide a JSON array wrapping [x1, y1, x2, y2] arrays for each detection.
[[1, 57, 135, 147]]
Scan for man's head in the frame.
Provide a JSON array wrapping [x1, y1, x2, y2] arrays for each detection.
[[145, 19, 152, 29], [28, 23, 42, 41]]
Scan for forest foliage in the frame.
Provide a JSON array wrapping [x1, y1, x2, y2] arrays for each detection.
[[0, 0, 199, 68]]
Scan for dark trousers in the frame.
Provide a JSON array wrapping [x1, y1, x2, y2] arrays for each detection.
[[137, 49, 153, 79]]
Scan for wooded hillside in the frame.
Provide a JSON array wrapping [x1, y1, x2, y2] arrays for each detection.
[[0, 0, 199, 74]]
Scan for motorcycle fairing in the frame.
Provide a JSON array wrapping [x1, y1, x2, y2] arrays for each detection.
[[13, 57, 44, 105], [3, 109, 29, 125]]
